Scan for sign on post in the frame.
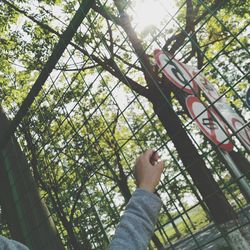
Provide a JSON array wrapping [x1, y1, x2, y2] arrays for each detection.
[[187, 70, 227, 103], [154, 48, 250, 151], [186, 95, 234, 152], [215, 102, 250, 151], [191, 71, 250, 152], [154, 49, 250, 201], [154, 49, 199, 94]]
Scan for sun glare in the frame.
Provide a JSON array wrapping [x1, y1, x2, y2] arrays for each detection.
[[131, 0, 177, 33]]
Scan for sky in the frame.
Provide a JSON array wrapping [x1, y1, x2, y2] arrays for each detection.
[[130, 0, 177, 33]]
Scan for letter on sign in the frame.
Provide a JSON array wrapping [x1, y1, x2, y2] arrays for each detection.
[[154, 49, 199, 94]]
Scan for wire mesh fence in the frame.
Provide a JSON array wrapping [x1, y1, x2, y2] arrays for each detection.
[[0, 0, 249, 249]]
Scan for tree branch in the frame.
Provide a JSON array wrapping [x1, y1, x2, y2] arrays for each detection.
[[2, 0, 61, 36], [4, 0, 150, 99], [100, 57, 150, 98], [92, 2, 121, 25], [55, 64, 98, 71], [114, 53, 142, 71], [163, 0, 224, 55], [194, 0, 225, 26], [113, 0, 158, 91], [95, 171, 115, 181], [106, 19, 114, 58], [69, 181, 85, 221]]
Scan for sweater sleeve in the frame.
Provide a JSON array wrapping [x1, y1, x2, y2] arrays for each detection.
[[0, 236, 29, 250], [109, 188, 162, 250]]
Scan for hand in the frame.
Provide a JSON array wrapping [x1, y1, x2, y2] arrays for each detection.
[[134, 149, 164, 193]]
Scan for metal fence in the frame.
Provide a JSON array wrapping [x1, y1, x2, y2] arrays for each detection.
[[0, 0, 249, 249]]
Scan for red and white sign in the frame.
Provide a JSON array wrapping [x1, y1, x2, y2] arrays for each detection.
[[215, 102, 250, 151], [186, 95, 233, 152], [190, 70, 227, 103], [153, 48, 249, 151], [154, 49, 199, 94], [188, 69, 250, 151]]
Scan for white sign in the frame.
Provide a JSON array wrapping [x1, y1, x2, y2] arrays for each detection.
[[187, 69, 227, 103], [215, 102, 250, 151], [186, 95, 233, 152], [153, 48, 249, 151], [191, 71, 250, 151], [154, 49, 199, 94]]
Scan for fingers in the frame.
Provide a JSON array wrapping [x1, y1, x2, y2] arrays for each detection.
[[156, 160, 164, 170], [144, 149, 155, 160], [152, 151, 160, 161], [141, 149, 162, 166], [134, 149, 165, 192], [142, 149, 155, 165], [150, 151, 161, 166]]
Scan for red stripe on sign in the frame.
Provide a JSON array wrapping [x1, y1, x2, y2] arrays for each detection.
[[186, 95, 233, 152]]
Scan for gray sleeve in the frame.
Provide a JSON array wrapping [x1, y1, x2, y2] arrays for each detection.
[[0, 236, 29, 250], [109, 188, 162, 250]]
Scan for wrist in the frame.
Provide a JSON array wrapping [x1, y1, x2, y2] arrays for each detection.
[[138, 184, 155, 193]]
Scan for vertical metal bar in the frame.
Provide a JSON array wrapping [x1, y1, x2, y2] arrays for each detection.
[[220, 149, 250, 201]]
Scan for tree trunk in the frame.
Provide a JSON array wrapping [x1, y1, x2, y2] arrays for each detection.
[[229, 151, 250, 181], [150, 90, 237, 224], [117, 178, 131, 204], [60, 215, 91, 250], [0, 109, 64, 250]]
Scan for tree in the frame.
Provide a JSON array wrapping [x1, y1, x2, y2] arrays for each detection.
[[0, 108, 64, 249], [0, 0, 249, 249], [83, 0, 238, 224]]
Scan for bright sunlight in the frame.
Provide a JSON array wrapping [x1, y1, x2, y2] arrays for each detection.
[[130, 0, 177, 33]]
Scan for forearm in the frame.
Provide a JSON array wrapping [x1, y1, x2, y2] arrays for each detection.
[[109, 188, 162, 250]]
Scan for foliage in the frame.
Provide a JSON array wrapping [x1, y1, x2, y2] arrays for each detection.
[[0, 0, 249, 249]]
